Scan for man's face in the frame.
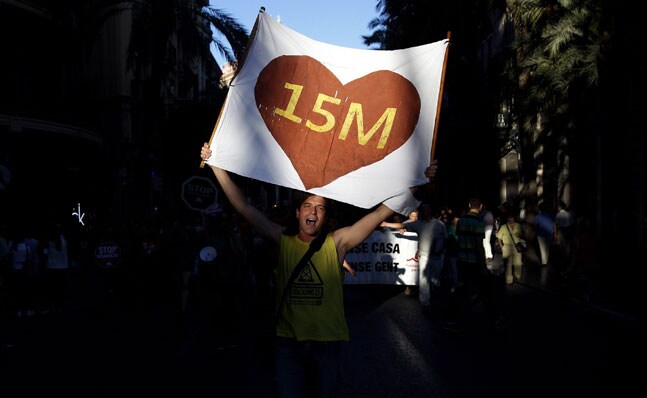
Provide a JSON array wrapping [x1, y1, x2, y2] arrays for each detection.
[[296, 195, 327, 238]]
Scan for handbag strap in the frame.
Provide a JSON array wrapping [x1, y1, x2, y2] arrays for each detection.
[[275, 229, 329, 324], [505, 223, 526, 254], [504, 223, 518, 245]]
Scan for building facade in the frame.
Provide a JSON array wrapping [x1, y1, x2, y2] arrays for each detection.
[[0, 0, 224, 229]]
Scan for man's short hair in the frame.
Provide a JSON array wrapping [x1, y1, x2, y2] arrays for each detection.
[[468, 198, 482, 210], [284, 191, 332, 236]]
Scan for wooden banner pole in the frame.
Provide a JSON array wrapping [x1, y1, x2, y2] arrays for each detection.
[[430, 31, 451, 163], [425, 32, 451, 199], [200, 7, 265, 168]]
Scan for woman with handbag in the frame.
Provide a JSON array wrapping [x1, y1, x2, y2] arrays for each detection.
[[496, 214, 524, 286]]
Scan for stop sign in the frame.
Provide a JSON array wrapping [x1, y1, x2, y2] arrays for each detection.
[[182, 176, 218, 211], [94, 242, 122, 269]]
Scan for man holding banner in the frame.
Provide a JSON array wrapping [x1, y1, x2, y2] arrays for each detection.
[[201, 144, 437, 397], [200, 9, 448, 398]]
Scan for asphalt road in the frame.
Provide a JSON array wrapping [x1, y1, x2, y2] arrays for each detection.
[[339, 283, 643, 398], [2, 273, 644, 398]]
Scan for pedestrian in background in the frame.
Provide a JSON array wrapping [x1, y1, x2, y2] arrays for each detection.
[[480, 201, 495, 269], [381, 204, 447, 308], [441, 210, 459, 288], [401, 210, 417, 297], [555, 200, 575, 274], [497, 213, 524, 286], [535, 202, 557, 266], [445, 198, 504, 333]]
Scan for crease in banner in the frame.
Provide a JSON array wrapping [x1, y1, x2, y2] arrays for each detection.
[[206, 11, 448, 211]]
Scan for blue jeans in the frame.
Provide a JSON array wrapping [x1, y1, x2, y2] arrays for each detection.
[[275, 337, 342, 398]]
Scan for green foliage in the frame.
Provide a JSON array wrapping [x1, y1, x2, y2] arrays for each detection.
[[509, 0, 605, 116], [502, 0, 609, 204], [362, 0, 451, 49], [202, 6, 250, 63]]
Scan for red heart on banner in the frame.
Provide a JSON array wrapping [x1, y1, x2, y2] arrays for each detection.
[[254, 55, 420, 190]]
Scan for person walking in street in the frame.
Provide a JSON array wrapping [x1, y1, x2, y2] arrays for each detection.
[[441, 211, 459, 288], [201, 143, 437, 398], [400, 210, 418, 297], [445, 198, 504, 333], [480, 202, 496, 270], [497, 213, 524, 286], [535, 202, 557, 266], [555, 200, 575, 274]]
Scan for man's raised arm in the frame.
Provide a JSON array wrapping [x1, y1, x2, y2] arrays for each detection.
[[332, 160, 438, 261], [201, 143, 283, 244]]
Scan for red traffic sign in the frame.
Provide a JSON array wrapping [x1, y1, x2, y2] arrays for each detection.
[[182, 176, 218, 211]]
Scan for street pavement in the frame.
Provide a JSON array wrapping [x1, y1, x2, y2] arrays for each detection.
[[2, 252, 644, 397]]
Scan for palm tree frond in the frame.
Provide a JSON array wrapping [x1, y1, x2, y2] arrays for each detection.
[[202, 6, 249, 62]]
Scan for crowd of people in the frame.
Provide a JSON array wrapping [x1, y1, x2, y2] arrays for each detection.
[[197, 142, 601, 397], [0, 143, 594, 398], [0, 221, 77, 318], [376, 197, 592, 334], [0, 212, 269, 338]]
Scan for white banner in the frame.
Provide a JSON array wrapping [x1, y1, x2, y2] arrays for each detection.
[[344, 230, 419, 285], [206, 11, 448, 209]]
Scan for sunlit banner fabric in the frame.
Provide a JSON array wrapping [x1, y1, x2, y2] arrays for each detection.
[[344, 231, 420, 285], [206, 11, 448, 210]]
